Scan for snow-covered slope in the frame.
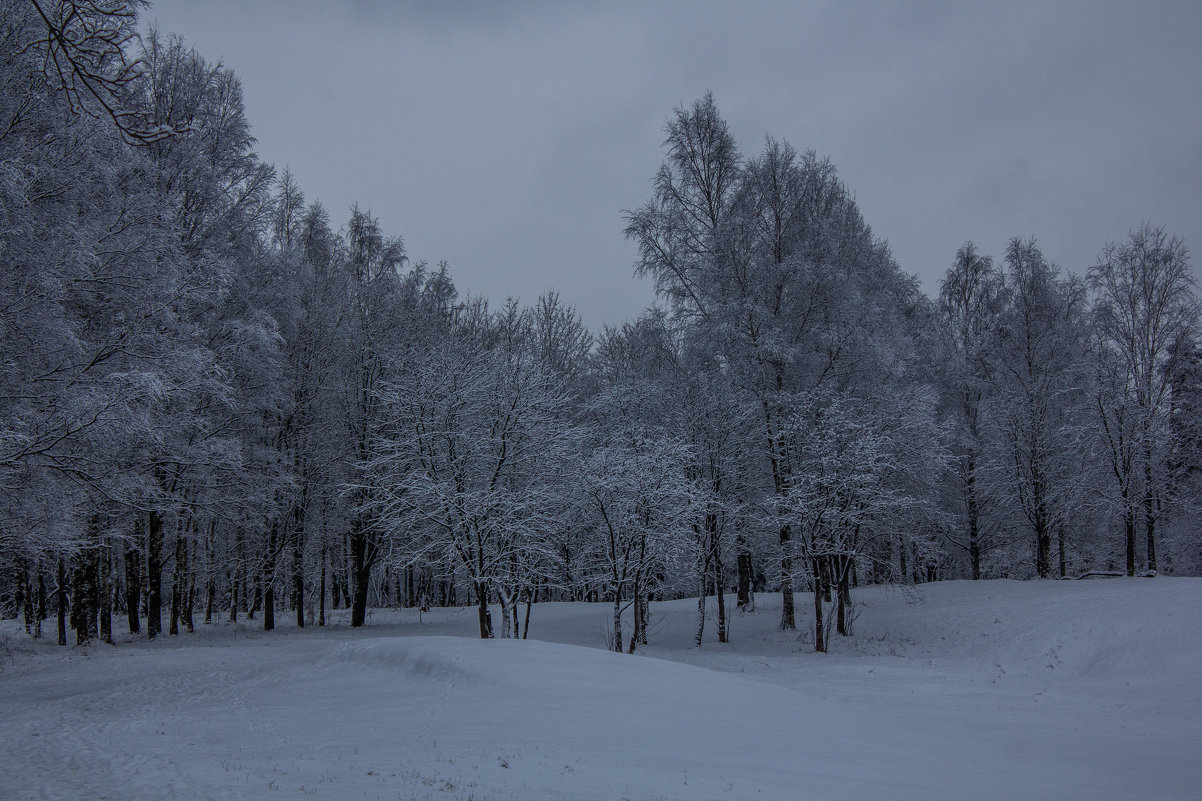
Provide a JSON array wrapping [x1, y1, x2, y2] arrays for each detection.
[[1, 578, 1199, 800]]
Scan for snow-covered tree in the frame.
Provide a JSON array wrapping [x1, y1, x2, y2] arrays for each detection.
[[1090, 224, 1198, 574]]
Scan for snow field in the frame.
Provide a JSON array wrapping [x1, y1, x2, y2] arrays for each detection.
[[1, 578, 1199, 800]]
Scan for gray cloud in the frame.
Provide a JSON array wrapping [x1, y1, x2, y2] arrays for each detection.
[[149, 0, 1202, 328]]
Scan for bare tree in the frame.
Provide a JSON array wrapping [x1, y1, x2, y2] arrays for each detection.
[[28, 0, 186, 143], [1091, 224, 1198, 573]]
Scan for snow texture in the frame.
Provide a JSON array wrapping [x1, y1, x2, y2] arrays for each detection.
[[1, 578, 1199, 800]]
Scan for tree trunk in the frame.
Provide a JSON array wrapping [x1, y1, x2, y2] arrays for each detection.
[[1035, 505, 1052, 580], [71, 548, 97, 645], [694, 554, 707, 648], [35, 565, 46, 638], [836, 556, 851, 637], [263, 521, 277, 632], [204, 520, 216, 625], [706, 514, 726, 639], [1057, 525, 1067, 579], [146, 510, 163, 639], [18, 558, 34, 635], [779, 523, 795, 631], [318, 540, 326, 627], [475, 580, 494, 639], [736, 544, 754, 612], [263, 582, 275, 631], [522, 588, 533, 640], [292, 502, 305, 628], [99, 544, 112, 645], [183, 523, 195, 634], [228, 569, 239, 624], [812, 558, 826, 653], [966, 450, 983, 580], [639, 593, 649, 647], [628, 579, 647, 653], [1144, 485, 1158, 574], [499, 588, 513, 639], [1123, 489, 1136, 576], [169, 531, 185, 636], [611, 593, 623, 653], [349, 519, 373, 628], [248, 575, 261, 620], [56, 558, 67, 646]]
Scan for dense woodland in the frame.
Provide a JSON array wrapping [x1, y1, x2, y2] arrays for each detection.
[[2, 1, 1199, 655]]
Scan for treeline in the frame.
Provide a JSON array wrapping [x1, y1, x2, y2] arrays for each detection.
[[1, 2, 1199, 653]]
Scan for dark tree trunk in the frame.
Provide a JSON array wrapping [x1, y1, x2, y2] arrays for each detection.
[[249, 575, 261, 620], [124, 541, 141, 634], [966, 450, 983, 580], [169, 531, 185, 636], [17, 558, 34, 635], [263, 522, 277, 631], [318, 540, 327, 627], [1144, 485, 1158, 574], [475, 580, 494, 639], [204, 520, 216, 625], [1123, 490, 1136, 577], [522, 587, 533, 640], [710, 513, 727, 643], [56, 558, 67, 646], [71, 549, 97, 645], [628, 595, 642, 653], [1142, 442, 1158, 573], [1035, 500, 1052, 579], [228, 566, 239, 623], [99, 545, 112, 644], [205, 575, 215, 626], [263, 582, 275, 631], [779, 523, 795, 631], [349, 518, 373, 628], [34, 565, 46, 639], [611, 592, 623, 653], [812, 558, 826, 653], [292, 502, 305, 628], [229, 528, 242, 622], [146, 510, 163, 639], [736, 536, 754, 611], [183, 523, 195, 634], [1057, 525, 1067, 579], [836, 556, 851, 637], [13, 557, 27, 632]]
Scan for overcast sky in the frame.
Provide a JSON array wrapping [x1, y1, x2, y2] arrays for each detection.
[[148, 0, 1202, 330]]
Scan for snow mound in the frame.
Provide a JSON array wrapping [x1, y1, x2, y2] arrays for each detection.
[[328, 636, 486, 684]]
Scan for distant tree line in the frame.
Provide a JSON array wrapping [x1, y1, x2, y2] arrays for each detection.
[[2, 2, 1198, 653]]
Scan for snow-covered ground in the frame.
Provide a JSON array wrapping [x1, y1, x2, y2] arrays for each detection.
[[2, 578, 1199, 800]]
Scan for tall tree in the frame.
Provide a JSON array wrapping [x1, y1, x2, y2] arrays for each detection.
[[994, 239, 1089, 578], [937, 243, 1004, 578], [1090, 224, 1197, 573]]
